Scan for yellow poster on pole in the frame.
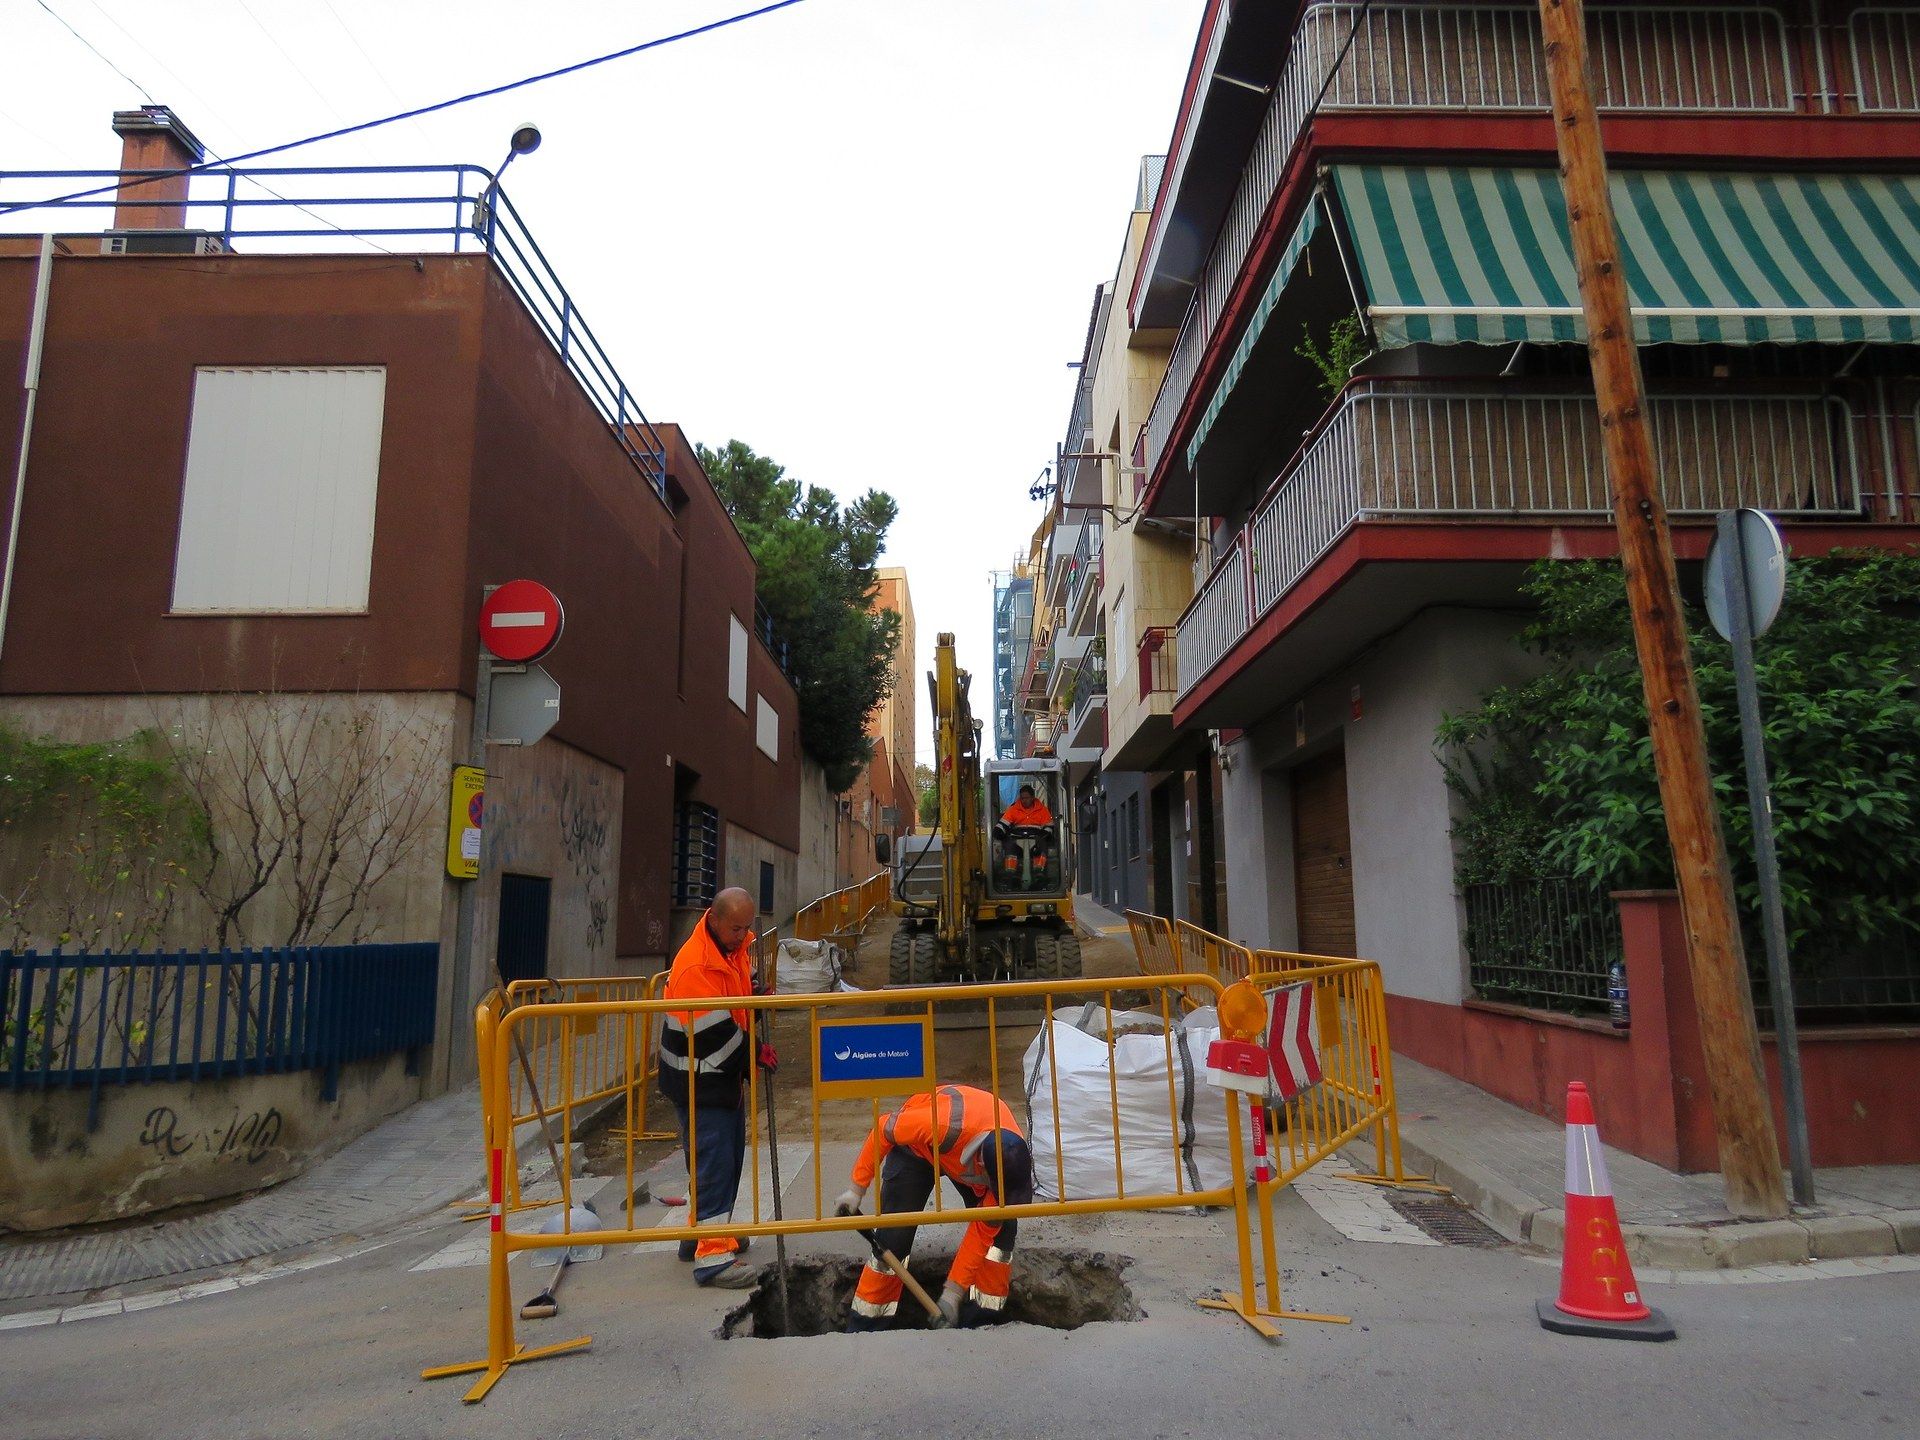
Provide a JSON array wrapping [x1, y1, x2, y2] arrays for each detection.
[[447, 765, 485, 880]]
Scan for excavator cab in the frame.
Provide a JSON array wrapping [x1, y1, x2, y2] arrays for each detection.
[[986, 766, 1066, 898]]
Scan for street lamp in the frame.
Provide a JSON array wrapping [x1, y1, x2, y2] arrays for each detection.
[[476, 122, 541, 247]]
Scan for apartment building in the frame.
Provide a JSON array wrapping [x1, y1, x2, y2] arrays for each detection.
[[1126, 3, 1920, 1160]]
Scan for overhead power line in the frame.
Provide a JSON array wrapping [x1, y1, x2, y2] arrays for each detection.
[[34, 0, 154, 103], [1, 0, 811, 217]]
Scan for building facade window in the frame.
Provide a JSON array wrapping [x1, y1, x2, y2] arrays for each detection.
[[755, 695, 778, 760], [1128, 794, 1142, 859], [728, 615, 749, 711], [171, 366, 386, 613], [758, 860, 775, 915], [671, 800, 719, 907]]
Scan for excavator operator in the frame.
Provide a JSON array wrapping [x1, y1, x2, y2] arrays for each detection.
[[998, 784, 1053, 878]]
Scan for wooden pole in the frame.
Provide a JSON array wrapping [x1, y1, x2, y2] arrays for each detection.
[[1535, 0, 1787, 1219]]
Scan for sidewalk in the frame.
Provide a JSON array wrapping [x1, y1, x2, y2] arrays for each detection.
[[1072, 892, 1130, 938], [1375, 1054, 1920, 1268], [0, 1085, 495, 1306]]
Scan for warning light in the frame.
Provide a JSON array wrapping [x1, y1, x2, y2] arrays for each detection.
[[1207, 980, 1274, 1098], [1219, 981, 1267, 1043]]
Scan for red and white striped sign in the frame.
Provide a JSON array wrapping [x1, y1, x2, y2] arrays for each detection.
[[1262, 980, 1324, 1100]]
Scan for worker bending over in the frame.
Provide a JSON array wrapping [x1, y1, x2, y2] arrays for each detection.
[[834, 1084, 1033, 1331], [658, 887, 774, 1290]]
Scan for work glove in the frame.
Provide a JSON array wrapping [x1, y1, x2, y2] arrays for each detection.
[[937, 1283, 964, 1329], [757, 1041, 778, 1072], [833, 1187, 866, 1218]]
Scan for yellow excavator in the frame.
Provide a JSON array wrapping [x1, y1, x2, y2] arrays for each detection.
[[880, 632, 1081, 983]]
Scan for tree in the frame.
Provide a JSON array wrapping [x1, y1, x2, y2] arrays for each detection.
[[700, 439, 902, 791], [157, 686, 447, 951], [1438, 550, 1920, 974], [915, 763, 939, 828]]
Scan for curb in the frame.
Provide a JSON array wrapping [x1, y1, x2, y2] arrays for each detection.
[[1361, 1130, 1920, 1271]]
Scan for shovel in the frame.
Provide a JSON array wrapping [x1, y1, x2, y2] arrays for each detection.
[[520, 1202, 602, 1320]]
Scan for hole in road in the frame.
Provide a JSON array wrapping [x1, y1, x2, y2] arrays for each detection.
[[720, 1247, 1144, 1338]]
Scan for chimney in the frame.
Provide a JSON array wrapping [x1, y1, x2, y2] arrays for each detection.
[[111, 105, 205, 230]]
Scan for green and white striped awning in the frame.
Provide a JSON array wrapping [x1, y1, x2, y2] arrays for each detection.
[[1184, 199, 1323, 469], [1332, 165, 1920, 348]]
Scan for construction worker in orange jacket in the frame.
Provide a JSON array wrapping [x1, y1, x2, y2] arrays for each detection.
[[999, 784, 1054, 878], [834, 1084, 1032, 1331], [658, 887, 774, 1290]]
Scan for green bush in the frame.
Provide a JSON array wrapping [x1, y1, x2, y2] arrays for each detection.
[[1438, 550, 1920, 969]]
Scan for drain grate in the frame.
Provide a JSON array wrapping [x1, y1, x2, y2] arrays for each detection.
[[1387, 1195, 1508, 1248]]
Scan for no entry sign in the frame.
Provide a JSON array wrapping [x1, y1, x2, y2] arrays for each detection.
[[478, 580, 563, 663]]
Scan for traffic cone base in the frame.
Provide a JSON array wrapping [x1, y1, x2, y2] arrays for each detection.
[[1536, 1296, 1676, 1343]]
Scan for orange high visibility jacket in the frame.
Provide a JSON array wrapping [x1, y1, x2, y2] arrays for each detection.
[[1002, 797, 1053, 827], [657, 914, 757, 1108], [852, 1085, 1024, 1198]]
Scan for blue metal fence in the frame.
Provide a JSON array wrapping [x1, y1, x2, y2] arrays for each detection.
[[0, 943, 438, 1125], [0, 164, 667, 499]]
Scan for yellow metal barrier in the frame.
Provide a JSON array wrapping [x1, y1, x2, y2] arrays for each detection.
[[1125, 916, 1439, 1261], [790, 871, 890, 944], [425, 971, 1318, 1403]]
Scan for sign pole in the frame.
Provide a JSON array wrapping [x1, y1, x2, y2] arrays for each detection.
[[1537, 0, 1786, 1217], [448, 595, 497, 1086], [1717, 512, 1814, 1206]]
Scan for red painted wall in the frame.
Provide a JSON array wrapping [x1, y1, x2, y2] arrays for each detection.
[[1387, 892, 1920, 1171]]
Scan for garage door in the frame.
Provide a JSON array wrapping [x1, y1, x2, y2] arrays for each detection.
[[1292, 751, 1356, 957]]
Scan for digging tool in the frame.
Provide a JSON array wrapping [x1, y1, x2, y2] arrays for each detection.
[[518, 1202, 602, 1320], [761, 1033, 794, 1337], [849, 1220, 948, 1329]]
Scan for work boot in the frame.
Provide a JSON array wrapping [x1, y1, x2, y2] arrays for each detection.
[[696, 1261, 759, 1290], [844, 1312, 888, 1334]]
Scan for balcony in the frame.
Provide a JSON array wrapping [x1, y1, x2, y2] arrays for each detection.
[[1064, 523, 1104, 633], [1176, 380, 1906, 706], [1138, 627, 1178, 704], [1144, 1, 1820, 482], [1063, 658, 1108, 755]]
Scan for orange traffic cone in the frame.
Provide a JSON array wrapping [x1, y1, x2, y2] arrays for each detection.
[[1536, 1082, 1676, 1342]]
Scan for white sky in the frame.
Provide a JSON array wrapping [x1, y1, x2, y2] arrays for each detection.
[[0, 0, 1200, 768]]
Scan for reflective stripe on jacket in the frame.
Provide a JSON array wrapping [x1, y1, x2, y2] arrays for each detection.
[[657, 913, 756, 1109]]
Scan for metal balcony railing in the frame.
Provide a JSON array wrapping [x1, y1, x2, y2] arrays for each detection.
[[1176, 381, 1870, 698], [0, 164, 668, 498], [1142, 3, 1798, 482], [1065, 522, 1103, 619], [1138, 627, 1178, 702], [1067, 660, 1108, 739], [1850, 8, 1920, 112]]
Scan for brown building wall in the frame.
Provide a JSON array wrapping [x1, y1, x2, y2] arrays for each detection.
[[0, 251, 800, 972], [0, 252, 485, 696]]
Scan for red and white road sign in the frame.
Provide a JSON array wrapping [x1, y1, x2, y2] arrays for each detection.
[[478, 580, 564, 663], [1262, 981, 1325, 1101]]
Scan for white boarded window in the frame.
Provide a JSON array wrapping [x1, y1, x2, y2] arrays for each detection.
[[755, 695, 778, 760], [728, 615, 749, 711], [171, 366, 386, 613]]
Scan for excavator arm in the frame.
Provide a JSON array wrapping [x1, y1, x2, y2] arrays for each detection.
[[929, 632, 982, 957]]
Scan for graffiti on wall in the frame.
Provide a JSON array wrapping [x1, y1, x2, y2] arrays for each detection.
[[559, 774, 615, 950], [139, 1105, 284, 1165]]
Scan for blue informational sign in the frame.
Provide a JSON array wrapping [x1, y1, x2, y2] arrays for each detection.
[[814, 1016, 933, 1099]]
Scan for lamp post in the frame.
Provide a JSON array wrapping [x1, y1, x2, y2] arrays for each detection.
[[476, 121, 541, 248]]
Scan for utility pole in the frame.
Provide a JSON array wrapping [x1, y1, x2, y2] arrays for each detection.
[[447, 594, 496, 1088], [1536, 0, 1787, 1218]]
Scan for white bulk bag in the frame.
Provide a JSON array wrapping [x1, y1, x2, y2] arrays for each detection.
[[1021, 1003, 1247, 1203], [770, 938, 843, 994]]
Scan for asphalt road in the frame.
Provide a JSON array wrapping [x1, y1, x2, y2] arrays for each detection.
[[3, 1177, 1914, 1440]]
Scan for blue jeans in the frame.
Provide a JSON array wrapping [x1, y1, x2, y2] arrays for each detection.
[[669, 1091, 746, 1272]]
